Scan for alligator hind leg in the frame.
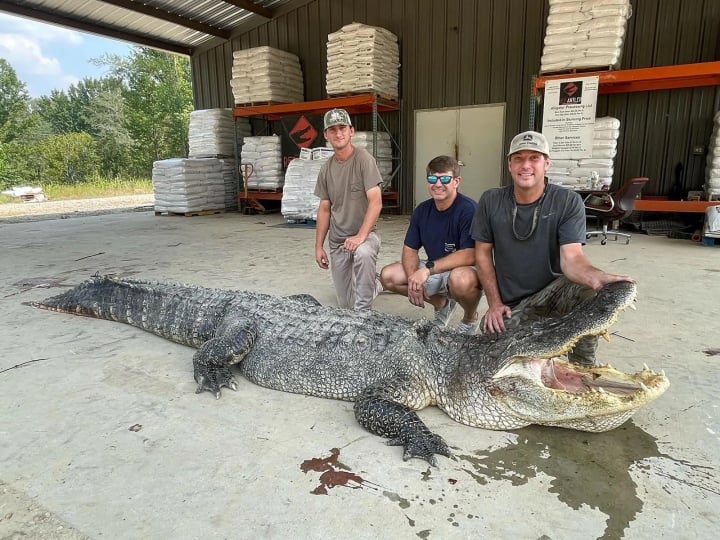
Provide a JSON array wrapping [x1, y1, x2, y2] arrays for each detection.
[[193, 319, 256, 399]]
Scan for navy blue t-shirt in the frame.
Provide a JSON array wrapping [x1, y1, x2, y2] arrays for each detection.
[[404, 193, 477, 261]]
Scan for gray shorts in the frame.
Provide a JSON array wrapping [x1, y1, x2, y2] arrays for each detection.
[[420, 260, 450, 297]]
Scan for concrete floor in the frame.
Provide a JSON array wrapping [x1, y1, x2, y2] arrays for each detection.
[[0, 209, 718, 539]]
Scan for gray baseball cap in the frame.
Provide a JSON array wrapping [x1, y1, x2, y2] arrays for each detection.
[[323, 108, 352, 130], [507, 131, 550, 157]]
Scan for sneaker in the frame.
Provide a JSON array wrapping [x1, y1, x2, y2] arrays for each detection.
[[375, 273, 391, 296], [434, 297, 458, 327], [456, 316, 480, 335]]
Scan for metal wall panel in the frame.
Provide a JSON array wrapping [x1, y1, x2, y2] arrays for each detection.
[[192, 0, 720, 210]]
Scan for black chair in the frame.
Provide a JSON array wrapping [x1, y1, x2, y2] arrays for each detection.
[[584, 177, 649, 245]]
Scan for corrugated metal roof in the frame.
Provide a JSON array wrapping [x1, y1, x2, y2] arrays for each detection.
[[0, 0, 293, 55]]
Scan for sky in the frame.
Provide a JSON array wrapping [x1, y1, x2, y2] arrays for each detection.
[[0, 13, 134, 98]]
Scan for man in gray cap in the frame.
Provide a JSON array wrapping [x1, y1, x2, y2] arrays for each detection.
[[470, 130, 632, 365], [314, 108, 384, 310]]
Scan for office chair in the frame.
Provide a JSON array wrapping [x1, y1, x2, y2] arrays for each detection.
[[584, 177, 649, 245]]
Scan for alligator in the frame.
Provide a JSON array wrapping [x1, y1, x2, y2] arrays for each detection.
[[32, 275, 669, 465]]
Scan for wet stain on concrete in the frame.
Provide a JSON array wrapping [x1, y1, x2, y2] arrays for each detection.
[[455, 421, 717, 539], [300, 447, 382, 495]]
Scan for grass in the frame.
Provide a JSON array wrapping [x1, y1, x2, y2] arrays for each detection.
[[1, 177, 152, 203]]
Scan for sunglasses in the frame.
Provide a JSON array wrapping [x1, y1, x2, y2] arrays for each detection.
[[427, 174, 455, 184]]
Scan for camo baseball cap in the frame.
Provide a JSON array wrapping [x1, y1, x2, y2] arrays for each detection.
[[323, 108, 352, 130], [507, 131, 550, 157]]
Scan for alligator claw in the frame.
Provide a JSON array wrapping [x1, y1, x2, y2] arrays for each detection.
[[386, 432, 451, 466], [193, 365, 238, 398]]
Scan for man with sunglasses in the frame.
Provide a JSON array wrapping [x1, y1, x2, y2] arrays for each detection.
[[378, 155, 482, 333], [471, 130, 632, 365], [314, 108, 384, 310]]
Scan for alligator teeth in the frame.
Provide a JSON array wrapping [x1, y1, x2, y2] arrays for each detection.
[[643, 363, 650, 371], [597, 387, 606, 394], [601, 331, 611, 342], [628, 303, 637, 310], [661, 369, 666, 377], [639, 382, 649, 392]]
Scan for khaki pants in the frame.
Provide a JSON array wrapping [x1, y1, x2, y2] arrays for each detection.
[[499, 277, 599, 365], [329, 232, 381, 310]]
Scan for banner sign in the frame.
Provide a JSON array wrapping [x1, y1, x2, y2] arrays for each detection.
[[542, 76, 599, 159]]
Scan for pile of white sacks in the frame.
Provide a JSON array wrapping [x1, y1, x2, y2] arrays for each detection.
[[231, 46, 304, 105], [546, 116, 620, 190], [326, 22, 400, 100], [187, 109, 252, 210], [541, 0, 632, 73], [705, 111, 720, 201], [152, 158, 225, 214], [240, 135, 284, 190], [281, 154, 331, 222], [189, 109, 232, 157]]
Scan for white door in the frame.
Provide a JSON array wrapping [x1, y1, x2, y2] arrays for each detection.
[[414, 104, 505, 206]]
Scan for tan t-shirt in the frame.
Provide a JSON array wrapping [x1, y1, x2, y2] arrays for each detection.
[[314, 146, 383, 248]]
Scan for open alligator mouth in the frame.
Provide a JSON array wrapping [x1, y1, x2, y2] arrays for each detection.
[[539, 358, 666, 395], [492, 356, 670, 432]]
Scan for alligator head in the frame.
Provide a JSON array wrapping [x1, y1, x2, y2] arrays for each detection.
[[442, 281, 669, 432]]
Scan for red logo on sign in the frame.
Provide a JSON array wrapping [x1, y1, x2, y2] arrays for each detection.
[[289, 116, 318, 148]]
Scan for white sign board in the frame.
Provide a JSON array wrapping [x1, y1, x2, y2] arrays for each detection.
[[542, 76, 599, 159]]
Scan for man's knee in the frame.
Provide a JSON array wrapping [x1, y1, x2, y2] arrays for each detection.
[[448, 267, 481, 296], [380, 262, 405, 291]]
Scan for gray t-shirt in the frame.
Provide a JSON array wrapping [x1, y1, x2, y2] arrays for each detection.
[[471, 182, 586, 307], [314, 146, 383, 248]]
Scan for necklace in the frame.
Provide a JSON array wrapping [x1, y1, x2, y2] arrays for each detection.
[[511, 184, 547, 241]]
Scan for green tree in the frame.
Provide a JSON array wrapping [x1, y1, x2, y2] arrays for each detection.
[[35, 132, 101, 184], [90, 85, 134, 177], [0, 58, 32, 143], [33, 77, 123, 136], [98, 47, 192, 175]]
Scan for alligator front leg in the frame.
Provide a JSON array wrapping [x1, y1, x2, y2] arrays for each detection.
[[353, 378, 450, 466], [193, 319, 256, 399]]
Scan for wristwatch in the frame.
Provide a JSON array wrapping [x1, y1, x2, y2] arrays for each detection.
[[425, 260, 435, 274]]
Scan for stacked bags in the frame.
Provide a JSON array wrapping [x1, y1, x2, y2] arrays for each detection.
[[546, 116, 620, 190], [188, 109, 239, 157], [705, 111, 720, 201], [152, 158, 225, 214], [240, 136, 284, 190], [231, 46, 304, 105], [281, 155, 330, 222], [326, 22, 400, 100], [541, 0, 632, 73]]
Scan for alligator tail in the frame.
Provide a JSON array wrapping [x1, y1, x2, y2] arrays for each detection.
[[30, 275, 234, 347]]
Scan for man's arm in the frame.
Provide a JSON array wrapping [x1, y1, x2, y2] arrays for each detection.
[[560, 243, 633, 290], [475, 241, 511, 333], [428, 248, 475, 272], [343, 185, 382, 251], [315, 199, 331, 269]]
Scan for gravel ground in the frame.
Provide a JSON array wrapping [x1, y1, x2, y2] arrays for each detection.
[[0, 194, 155, 223]]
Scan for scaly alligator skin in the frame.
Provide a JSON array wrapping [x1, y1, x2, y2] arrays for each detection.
[[32, 275, 669, 465]]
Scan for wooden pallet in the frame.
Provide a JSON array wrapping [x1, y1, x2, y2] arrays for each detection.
[[327, 91, 399, 103], [234, 100, 287, 107], [539, 66, 615, 76], [154, 208, 225, 217]]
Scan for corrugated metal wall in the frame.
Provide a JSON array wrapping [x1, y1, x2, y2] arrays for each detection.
[[192, 0, 720, 211]]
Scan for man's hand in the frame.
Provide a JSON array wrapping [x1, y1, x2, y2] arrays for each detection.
[[343, 233, 368, 252], [315, 247, 329, 269], [407, 268, 430, 308], [482, 303, 512, 333]]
